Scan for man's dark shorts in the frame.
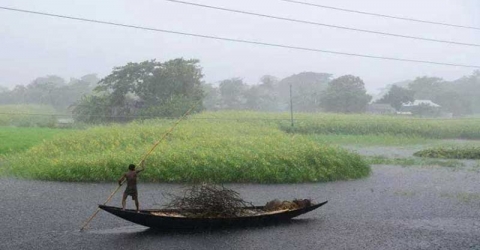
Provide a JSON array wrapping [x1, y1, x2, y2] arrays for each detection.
[[124, 188, 138, 200]]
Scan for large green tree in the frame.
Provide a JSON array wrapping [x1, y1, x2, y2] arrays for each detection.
[[320, 75, 372, 113], [74, 58, 204, 123]]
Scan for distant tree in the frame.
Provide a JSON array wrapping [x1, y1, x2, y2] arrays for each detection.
[[278, 72, 331, 112], [219, 78, 247, 110], [259, 75, 278, 88], [51, 74, 98, 111], [29, 75, 66, 87], [408, 76, 445, 100], [320, 75, 372, 113], [202, 84, 221, 111], [0, 85, 21, 104], [449, 70, 480, 114], [10, 85, 27, 104], [72, 95, 110, 124], [74, 58, 204, 123], [433, 91, 471, 116], [244, 85, 261, 111], [134, 59, 204, 107], [94, 60, 158, 109], [24, 75, 66, 105], [244, 75, 280, 111], [80, 74, 100, 87], [375, 85, 414, 110]]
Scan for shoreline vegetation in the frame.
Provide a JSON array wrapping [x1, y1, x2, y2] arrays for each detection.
[[414, 147, 480, 159], [2, 111, 480, 183]]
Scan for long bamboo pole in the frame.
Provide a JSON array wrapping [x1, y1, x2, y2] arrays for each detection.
[[79, 100, 201, 231]]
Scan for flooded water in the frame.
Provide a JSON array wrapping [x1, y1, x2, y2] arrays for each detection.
[[2, 164, 480, 249]]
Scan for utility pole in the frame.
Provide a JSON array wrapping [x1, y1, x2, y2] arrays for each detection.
[[290, 84, 294, 127]]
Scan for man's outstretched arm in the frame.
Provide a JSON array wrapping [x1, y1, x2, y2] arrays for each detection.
[[136, 160, 146, 173]]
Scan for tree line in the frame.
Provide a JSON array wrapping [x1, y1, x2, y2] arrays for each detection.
[[376, 71, 480, 116], [1, 57, 479, 123], [0, 74, 99, 111]]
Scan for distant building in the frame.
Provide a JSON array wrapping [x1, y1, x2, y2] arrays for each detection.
[[401, 100, 442, 117], [402, 100, 441, 108], [367, 104, 396, 115], [56, 118, 74, 128]]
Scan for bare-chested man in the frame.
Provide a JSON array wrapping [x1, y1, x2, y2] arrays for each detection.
[[118, 161, 144, 212]]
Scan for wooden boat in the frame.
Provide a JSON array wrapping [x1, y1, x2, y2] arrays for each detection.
[[99, 201, 327, 230]]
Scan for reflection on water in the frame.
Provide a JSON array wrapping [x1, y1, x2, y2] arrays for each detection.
[[88, 218, 316, 237]]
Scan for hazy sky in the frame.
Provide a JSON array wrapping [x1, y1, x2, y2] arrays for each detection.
[[1, 0, 479, 94]]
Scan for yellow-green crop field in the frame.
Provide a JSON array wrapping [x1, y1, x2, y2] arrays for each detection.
[[279, 113, 480, 139], [3, 111, 480, 183]]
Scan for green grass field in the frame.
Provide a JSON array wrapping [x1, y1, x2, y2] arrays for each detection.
[[0, 127, 73, 155]]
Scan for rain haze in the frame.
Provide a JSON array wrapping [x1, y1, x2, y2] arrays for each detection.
[[2, 1, 480, 250], [1, 0, 480, 93]]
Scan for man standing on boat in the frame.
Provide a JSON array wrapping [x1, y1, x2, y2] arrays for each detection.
[[118, 160, 145, 212]]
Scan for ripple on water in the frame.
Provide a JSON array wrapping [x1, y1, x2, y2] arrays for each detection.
[[88, 225, 148, 235]]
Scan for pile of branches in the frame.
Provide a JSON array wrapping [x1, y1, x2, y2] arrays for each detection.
[[164, 183, 254, 218]]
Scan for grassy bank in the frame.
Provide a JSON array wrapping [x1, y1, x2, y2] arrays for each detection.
[[4, 116, 370, 183], [0, 127, 73, 155]]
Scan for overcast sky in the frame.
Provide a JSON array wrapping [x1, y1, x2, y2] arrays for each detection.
[[1, 0, 479, 94]]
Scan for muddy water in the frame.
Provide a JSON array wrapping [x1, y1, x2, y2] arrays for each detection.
[[2, 163, 480, 250]]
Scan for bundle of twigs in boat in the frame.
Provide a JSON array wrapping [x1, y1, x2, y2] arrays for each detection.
[[164, 183, 255, 218]]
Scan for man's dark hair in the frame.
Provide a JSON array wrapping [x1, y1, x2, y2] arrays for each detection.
[[128, 164, 135, 171]]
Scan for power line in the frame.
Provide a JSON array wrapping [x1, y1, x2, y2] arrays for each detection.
[[164, 0, 480, 48], [0, 112, 303, 121], [0, 6, 479, 69], [1, 112, 480, 121], [281, 0, 480, 31]]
